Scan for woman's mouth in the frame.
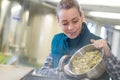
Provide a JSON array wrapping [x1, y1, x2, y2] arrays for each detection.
[[69, 31, 77, 36]]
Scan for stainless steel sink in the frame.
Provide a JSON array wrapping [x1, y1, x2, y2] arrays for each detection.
[[21, 70, 69, 80]]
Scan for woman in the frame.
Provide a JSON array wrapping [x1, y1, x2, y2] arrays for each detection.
[[39, 0, 120, 80]]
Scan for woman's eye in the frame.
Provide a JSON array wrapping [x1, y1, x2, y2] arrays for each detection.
[[73, 20, 78, 23], [62, 23, 68, 25]]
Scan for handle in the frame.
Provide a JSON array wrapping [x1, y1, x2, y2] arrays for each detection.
[[58, 55, 71, 72]]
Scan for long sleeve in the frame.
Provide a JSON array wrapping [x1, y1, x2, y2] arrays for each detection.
[[38, 53, 58, 77], [38, 53, 69, 80], [106, 54, 120, 80]]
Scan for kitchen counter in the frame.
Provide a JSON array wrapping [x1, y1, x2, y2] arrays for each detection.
[[0, 64, 33, 80]]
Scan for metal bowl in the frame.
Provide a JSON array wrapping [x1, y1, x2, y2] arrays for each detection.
[[67, 44, 106, 79]]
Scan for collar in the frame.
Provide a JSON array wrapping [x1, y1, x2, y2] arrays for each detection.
[[67, 22, 90, 48]]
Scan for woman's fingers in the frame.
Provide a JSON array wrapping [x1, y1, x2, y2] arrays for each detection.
[[90, 39, 101, 49], [90, 39, 111, 57], [90, 39, 96, 43]]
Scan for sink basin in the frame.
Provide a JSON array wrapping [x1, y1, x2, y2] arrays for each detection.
[[21, 70, 69, 80]]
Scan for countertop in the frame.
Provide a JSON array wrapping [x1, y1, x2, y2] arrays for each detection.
[[0, 64, 33, 80]]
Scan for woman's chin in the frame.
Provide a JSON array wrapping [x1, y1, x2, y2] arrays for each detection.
[[68, 35, 78, 39]]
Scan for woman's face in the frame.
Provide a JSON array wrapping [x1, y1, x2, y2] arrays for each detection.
[[57, 7, 84, 39]]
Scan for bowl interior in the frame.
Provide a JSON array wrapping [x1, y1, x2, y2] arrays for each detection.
[[68, 44, 103, 75]]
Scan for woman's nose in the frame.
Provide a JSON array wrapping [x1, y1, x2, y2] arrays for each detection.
[[68, 23, 74, 30]]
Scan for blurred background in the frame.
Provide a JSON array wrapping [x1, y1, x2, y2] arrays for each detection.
[[0, 0, 120, 69]]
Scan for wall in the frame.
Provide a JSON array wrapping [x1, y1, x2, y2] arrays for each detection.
[[23, 4, 62, 65]]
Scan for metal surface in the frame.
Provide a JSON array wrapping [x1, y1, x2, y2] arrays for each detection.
[[58, 55, 71, 72], [57, 44, 106, 79], [67, 44, 106, 79], [21, 70, 69, 80]]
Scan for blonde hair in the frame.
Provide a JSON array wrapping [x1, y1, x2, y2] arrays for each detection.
[[56, 0, 82, 16]]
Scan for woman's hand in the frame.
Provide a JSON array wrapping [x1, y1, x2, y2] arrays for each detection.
[[64, 64, 74, 77], [90, 39, 111, 57]]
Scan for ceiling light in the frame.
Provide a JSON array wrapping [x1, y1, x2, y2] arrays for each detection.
[[77, 0, 120, 7], [115, 25, 120, 30], [89, 11, 120, 19]]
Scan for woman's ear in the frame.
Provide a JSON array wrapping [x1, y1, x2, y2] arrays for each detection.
[[80, 11, 85, 22]]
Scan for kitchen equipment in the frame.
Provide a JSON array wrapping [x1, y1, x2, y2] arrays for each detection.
[[67, 44, 107, 79], [21, 70, 70, 80]]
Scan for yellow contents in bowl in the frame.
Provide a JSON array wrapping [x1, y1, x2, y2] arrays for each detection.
[[71, 50, 102, 74]]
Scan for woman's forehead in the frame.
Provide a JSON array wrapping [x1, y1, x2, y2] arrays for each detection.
[[58, 8, 80, 20]]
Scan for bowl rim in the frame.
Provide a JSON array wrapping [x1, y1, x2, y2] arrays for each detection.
[[68, 44, 104, 75]]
